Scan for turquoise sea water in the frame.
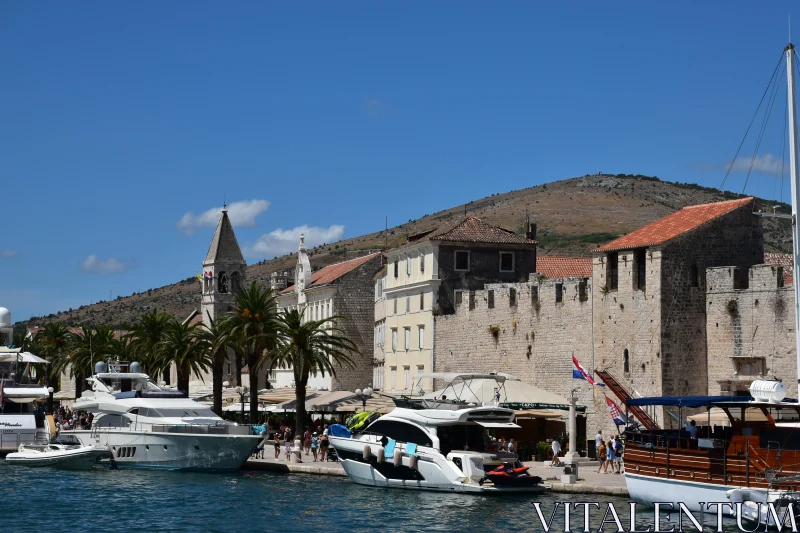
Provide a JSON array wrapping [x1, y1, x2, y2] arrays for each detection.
[[0, 464, 741, 532]]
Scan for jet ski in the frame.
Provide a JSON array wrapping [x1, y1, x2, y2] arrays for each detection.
[[481, 463, 543, 488]]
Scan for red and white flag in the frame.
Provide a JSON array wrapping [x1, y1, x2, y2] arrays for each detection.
[[605, 395, 627, 426]]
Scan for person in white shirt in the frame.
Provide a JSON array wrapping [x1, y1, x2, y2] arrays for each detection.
[[594, 430, 603, 458], [550, 439, 562, 466], [686, 420, 698, 439]]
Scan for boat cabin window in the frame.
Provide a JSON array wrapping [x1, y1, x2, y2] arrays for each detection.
[[147, 408, 218, 419], [364, 420, 433, 447], [0, 401, 33, 414], [95, 414, 129, 428], [436, 424, 487, 456]]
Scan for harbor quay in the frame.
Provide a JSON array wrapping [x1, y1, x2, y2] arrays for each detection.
[[244, 454, 629, 497]]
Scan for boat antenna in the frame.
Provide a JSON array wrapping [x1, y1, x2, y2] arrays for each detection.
[[784, 41, 800, 398]]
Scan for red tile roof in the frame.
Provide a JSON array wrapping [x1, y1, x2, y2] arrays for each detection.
[[281, 252, 381, 294], [765, 253, 794, 286], [415, 216, 536, 245], [536, 256, 592, 278], [596, 197, 754, 252]]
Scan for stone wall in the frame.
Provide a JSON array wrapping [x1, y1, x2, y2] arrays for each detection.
[[331, 255, 383, 391], [434, 276, 609, 446], [436, 243, 536, 314], [707, 264, 795, 396]]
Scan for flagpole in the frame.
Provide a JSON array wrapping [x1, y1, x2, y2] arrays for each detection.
[[564, 352, 579, 464]]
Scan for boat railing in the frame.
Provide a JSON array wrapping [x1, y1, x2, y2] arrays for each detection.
[[626, 429, 726, 451]]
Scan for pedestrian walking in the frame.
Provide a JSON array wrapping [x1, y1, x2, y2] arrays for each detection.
[[597, 441, 608, 473], [303, 429, 312, 455], [550, 439, 562, 466], [606, 440, 616, 473], [319, 432, 329, 461], [311, 433, 319, 462], [613, 437, 623, 473]]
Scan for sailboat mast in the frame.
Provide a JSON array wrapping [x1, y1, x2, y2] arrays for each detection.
[[785, 43, 800, 397]]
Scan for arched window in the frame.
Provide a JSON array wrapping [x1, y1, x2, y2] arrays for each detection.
[[690, 265, 699, 288], [230, 271, 241, 293], [218, 271, 228, 294], [623, 349, 630, 374]]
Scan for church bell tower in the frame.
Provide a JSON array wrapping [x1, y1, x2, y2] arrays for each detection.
[[201, 205, 247, 327]]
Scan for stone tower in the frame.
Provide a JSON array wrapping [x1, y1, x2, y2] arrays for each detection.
[[201, 206, 247, 327], [294, 234, 312, 307]]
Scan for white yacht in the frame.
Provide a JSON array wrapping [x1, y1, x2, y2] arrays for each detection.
[[330, 405, 550, 493], [69, 362, 261, 471], [0, 379, 51, 454]]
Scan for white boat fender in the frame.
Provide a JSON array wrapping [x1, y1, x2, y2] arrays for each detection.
[[377, 447, 385, 464], [409, 455, 418, 470], [393, 449, 402, 467], [363, 445, 371, 460]]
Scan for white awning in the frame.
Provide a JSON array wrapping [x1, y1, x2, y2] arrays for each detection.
[[3, 387, 49, 399], [0, 352, 49, 364], [474, 421, 521, 429]]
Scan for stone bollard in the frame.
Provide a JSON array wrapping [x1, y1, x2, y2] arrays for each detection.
[[561, 465, 577, 484], [290, 446, 303, 463]]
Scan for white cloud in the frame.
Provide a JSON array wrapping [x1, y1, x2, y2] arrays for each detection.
[[0, 250, 18, 259], [729, 153, 783, 175], [80, 255, 128, 274], [177, 199, 270, 235], [244, 224, 346, 259]]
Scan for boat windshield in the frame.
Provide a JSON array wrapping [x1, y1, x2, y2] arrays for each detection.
[[143, 408, 219, 419], [96, 376, 162, 393]]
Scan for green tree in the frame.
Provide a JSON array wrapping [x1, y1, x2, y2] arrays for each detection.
[[224, 281, 280, 421], [128, 310, 172, 381], [270, 308, 358, 435], [34, 323, 71, 412], [156, 319, 210, 394], [195, 317, 236, 415], [65, 326, 115, 399]]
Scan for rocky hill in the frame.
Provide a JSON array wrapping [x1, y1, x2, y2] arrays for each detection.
[[20, 173, 791, 330]]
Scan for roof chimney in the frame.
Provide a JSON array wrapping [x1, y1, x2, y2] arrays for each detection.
[[526, 223, 537, 241]]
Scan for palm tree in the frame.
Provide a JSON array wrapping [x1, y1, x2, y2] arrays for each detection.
[[66, 325, 115, 399], [195, 317, 236, 415], [156, 319, 210, 393], [224, 281, 280, 421], [107, 336, 136, 363], [35, 323, 71, 412], [128, 310, 173, 381], [270, 308, 358, 435]]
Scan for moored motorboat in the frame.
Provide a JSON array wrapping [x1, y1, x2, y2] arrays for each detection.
[[330, 405, 550, 494], [5, 443, 110, 469], [67, 361, 262, 471]]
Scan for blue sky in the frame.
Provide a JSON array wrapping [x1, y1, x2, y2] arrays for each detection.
[[2, 2, 799, 322]]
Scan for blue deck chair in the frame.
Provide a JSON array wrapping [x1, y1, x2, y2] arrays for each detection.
[[384, 438, 396, 459]]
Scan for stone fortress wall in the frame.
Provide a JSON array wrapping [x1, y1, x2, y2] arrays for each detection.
[[433, 276, 609, 436]]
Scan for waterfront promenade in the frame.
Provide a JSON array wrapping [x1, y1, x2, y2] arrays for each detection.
[[243, 456, 628, 496]]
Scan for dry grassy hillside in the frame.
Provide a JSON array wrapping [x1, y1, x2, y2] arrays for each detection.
[[21, 173, 791, 329]]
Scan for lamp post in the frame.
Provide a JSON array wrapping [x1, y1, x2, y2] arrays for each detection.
[[354, 386, 374, 412], [47, 386, 54, 414]]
